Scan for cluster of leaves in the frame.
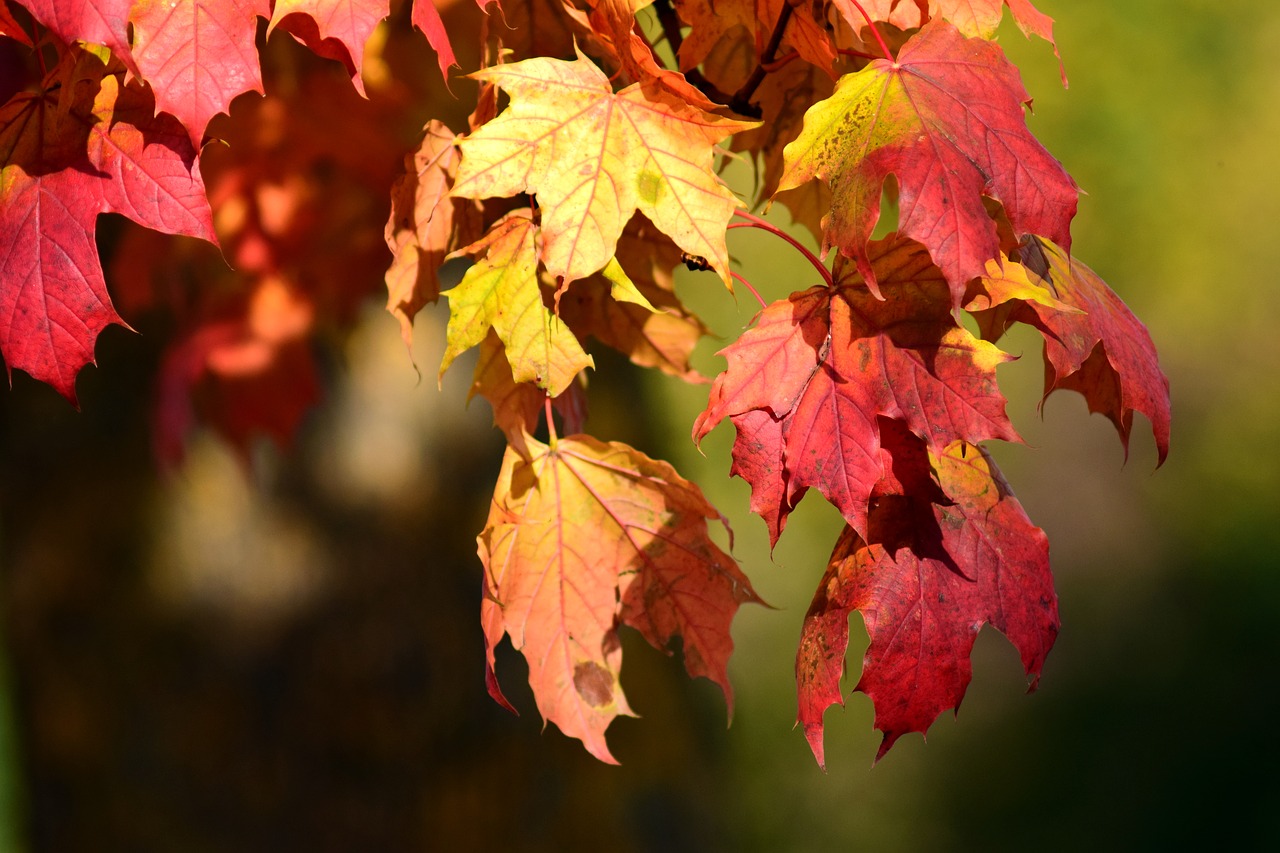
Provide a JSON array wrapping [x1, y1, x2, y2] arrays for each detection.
[[0, 0, 1170, 765]]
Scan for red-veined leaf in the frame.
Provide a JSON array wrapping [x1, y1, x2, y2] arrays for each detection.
[[480, 434, 758, 762], [778, 19, 1077, 303], [797, 440, 1057, 765]]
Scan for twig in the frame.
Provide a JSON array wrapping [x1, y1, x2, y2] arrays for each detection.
[[729, 3, 793, 117], [729, 211, 834, 290]]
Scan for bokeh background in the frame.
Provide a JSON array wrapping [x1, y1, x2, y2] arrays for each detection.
[[2, 0, 1277, 850]]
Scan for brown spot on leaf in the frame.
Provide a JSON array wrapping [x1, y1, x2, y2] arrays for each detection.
[[573, 661, 614, 707]]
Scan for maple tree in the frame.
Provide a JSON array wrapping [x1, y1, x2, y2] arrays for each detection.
[[0, 0, 1169, 766]]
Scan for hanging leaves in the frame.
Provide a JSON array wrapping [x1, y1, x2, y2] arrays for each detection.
[[0, 43, 214, 401], [0, 0, 1170, 769], [697, 236, 1020, 543]]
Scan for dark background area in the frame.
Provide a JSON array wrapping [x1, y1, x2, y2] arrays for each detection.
[[3, 1, 1278, 850]]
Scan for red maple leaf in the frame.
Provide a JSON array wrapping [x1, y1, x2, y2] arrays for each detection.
[[797, 440, 1058, 766], [697, 236, 1018, 544], [268, 0, 389, 96], [1016, 238, 1171, 463], [130, 0, 269, 148], [778, 19, 1077, 302], [0, 44, 215, 401], [18, 1, 137, 71]]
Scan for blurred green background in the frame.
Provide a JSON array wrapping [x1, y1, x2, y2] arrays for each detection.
[[2, 0, 1278, 850]]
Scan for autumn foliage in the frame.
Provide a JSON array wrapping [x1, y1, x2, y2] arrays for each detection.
[[0, 0, 1169, 765]]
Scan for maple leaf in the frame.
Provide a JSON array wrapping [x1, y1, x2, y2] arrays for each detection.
[[480, 434, 758, 762], [130, 0, 269, 148], [972, 238, 1171, 463], [674, 0, 837, 78], [587, 0, 721, 110], [452, 49, 757, 287], [268, 0, 388, 96], [384, 119, 482, 351], [440, 212, 593, 397], [0, 2, 32, 46], [0, 44, 215, 401], [778, 19, 1077, 302], [697, 236, 1018, 543], [797, 439, 1058, 766], [18, 1, 137, 71], [410, 0, 458, 79]]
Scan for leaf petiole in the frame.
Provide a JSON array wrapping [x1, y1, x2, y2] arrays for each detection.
[[545, 396, 558, 447], [730, 271, 768, 310], [845, 0, 895, 62], [729, 211, 834, 289]]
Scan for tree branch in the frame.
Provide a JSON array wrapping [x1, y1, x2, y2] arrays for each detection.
[[651, 0, 733, 106], [729, 3, 793, 118]]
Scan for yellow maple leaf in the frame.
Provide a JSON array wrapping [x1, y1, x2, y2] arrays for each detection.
[[452, 49, 757, 287], [440, 212, 592, 398]]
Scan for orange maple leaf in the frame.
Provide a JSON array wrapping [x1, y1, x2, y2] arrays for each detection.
[[480, 434, 759, 763]]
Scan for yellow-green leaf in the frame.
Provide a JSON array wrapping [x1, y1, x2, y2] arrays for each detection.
[[599, 257, 656, 312], [441, 213, 593, 397]]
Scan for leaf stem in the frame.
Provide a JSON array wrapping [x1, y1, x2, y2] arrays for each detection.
[[760, 50, 802, 74], [730, 2, 793, 116], [731, 271, 769, 309], [729, 211, 834, 289], [846, 0, 895, 62], [652, 0, 685, 58], [544, 396, 558, 448], [766, 47, 881, 73], [839, 48, 883, 63]]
